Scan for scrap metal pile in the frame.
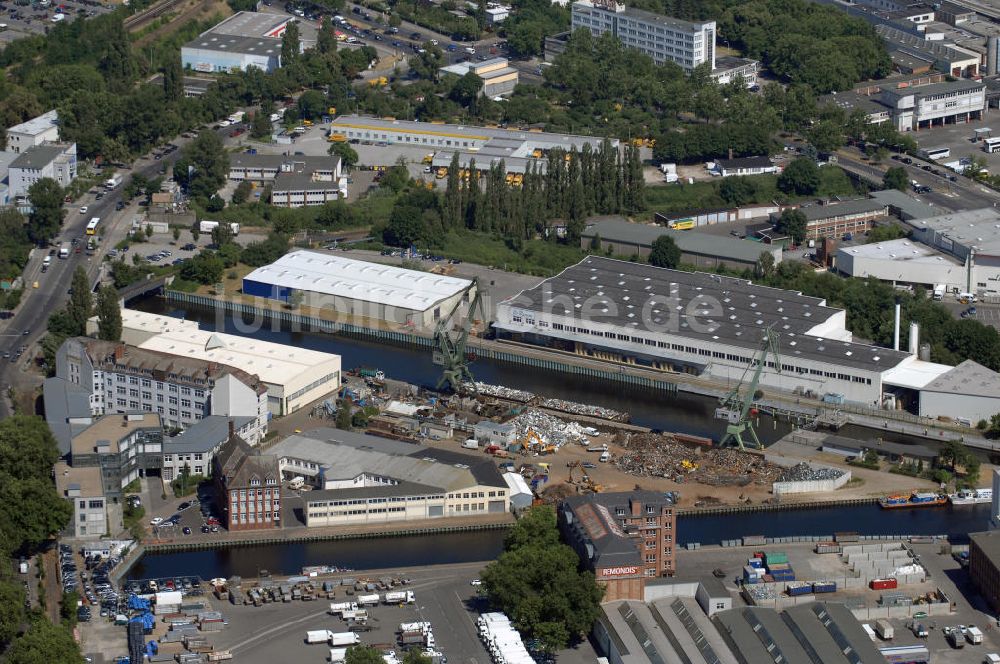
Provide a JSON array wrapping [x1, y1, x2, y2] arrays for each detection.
[[614, 432, 783, 486], [464, 382, 535, 403], [538, 398, 630, 422], [777, 463, 845, 483], [508, 409, 595, 448]]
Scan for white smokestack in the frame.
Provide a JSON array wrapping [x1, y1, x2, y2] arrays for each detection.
[[909, 322, 919, 356], [894, 303, 901, 351]]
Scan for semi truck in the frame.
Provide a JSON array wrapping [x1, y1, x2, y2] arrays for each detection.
[[307, 630, 334, 644], [356, 594, 380, 606], [383, 591, 415, 605], [105, 173, 122, 190], [199, 220, 241, 235], [329, 602, 358, 615]]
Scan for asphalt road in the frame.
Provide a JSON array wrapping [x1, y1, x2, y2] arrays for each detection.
[[0, 126, 230, 419]]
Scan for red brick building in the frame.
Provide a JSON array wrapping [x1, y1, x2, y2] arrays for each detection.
[[213, 426, 281, 532], [559, 491, 677, 602]]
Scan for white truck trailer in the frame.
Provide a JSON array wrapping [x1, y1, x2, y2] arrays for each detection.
[[329, 632, 360, 647], [356, 593, 380, 606], [328, 601, 358, 615], [307, 630, 334, 644], [384, 591, 415, 604]]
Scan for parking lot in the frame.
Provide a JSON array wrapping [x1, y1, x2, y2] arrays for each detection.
[[0, 0, 111, 44], [912, 120, 1000, 174]]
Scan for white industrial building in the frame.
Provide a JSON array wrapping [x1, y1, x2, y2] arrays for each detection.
[[439, 58, 519, 97], [7, 110, 60, 153], [111, 308, 342, 417], [242, 250, 474, 329], [838, 208, 1000, 297], [181, 12, 309, 73], [571, 0, 716, 70], [269, 428, 509, 527], [880, 78, 986, 130], [330, 115, 615, 176], [55, 337, 270, 442], [494, 256, 1000, 419]]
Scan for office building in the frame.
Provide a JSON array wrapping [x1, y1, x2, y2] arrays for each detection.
[[439, 57, 519, 97], [242, 250, 473, 330], [181, 12, 312, 73], [970, 529, 1000, 612], [571, 0, 716, 71], [9, 142, 77, 198], [770, 199, 889, 241], [269, 428, 509, 527], [879, 77, 985, 130], [712, 156, 777, 177], [228, 153, 342, 183], [213, 429, 281, 531], [55, 463, 111, 540], [7, 110, 59, 153], [55, 337, 269, 442], [69, 413, 164, 499], [710, 56, 759, 88], [161, 415, 257, 482], [580, 216, 782, 270], [559, 491, 678, 601], [114, 308, 342, 417]]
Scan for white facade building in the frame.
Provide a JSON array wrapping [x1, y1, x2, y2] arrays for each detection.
[[9, 142, 77, 198], [55, 337, 269, 443], [181, 12, 307, 73], [111, 308, 342, 416], [879, 78, 986, 131], [55, 463, 109, 540], [270, 173, 347, 207], [571, 0, 715, 70], [7, 110, 59, 154], [243, 250, 474, 329], [837, 238, 970, 293]]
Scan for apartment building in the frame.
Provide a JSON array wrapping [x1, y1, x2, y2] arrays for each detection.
[[213, 430, 281, 532], [55, 338, 269, 443], [6, 110, 60, 154], [55, 463, 111, 540], [161, 415, 257, 482], [9, 142, 77, 198], [559, 491, 678, 601], [769, 199, 889, 241], [571, 0, 716, 71]]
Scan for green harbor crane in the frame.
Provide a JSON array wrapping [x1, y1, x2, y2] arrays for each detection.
[[432, 278, 485, 392], [715, 327, 781, 451]]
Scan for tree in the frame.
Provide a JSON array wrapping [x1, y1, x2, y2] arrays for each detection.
[[180, 251, 225, 285], [777, 157, 821, 196], [251, 103, 275, 141], [95, 285, 122, 342], [145, 224, 154, 239], [450, 71, 484, 108], [26, 178, 65, 244], [402, 650, 433, 664], [648, 235, 681, 269], [174, 132, 229, 201], [191, 227, 200, 242], [162, 55, 183, 103], [297, 90, 327, 120], [480, 506, 603, 652], [756, 250, 776, 279], [318, 17, 338, 54], [883, 166, 909, 192], [67, 266, 92, 336], [718, 176, 755, 206], [172, 227, 181, 243], [281, 20, 301, 65], [328, 141, 359, 169], [231, 180, 253, 205], [5, 616, 84, 663], [345, 646, 385, 664], [775, 208, 808, 244], [336, 400, 352, 430]]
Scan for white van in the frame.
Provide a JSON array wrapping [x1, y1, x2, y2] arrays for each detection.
[[958, 292, 978, 303], [464, 46, 476, 54], [599, 451, 611, 463]]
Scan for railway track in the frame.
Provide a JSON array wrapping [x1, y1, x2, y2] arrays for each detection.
[[123, 0, 185, 31]]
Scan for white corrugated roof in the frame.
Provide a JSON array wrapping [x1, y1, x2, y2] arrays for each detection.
[[243, 250, 472, 311], [882, 356, 952, 390], [502, 472, 531, 496], [120, 309, 340, 388]]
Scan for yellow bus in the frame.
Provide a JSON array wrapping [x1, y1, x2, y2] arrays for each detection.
[[669, 219, 695, 230], [86, 217, 100, 236]]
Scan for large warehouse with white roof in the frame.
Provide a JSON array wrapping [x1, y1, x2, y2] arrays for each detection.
[[108, 308, 341, 416], [242, 250, 474, 329], [494, 256, 1000, 418]]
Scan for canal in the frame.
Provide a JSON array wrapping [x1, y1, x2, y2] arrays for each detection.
[[133, 296, 793, 441], [127, 504, 991, 581]]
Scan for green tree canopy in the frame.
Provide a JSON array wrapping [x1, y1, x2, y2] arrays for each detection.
[[95, 285, 122, 341], [174, 132, 229, 201], [775, 208, 808, 244], [67, 266, 92, 336], [649, 235, 681, 269], [27, 178, 65, 244], [777, 157, 820, 195], [344, 646, 385, 664], [883, 166, 909, 192], [328, 141, 359, 169]]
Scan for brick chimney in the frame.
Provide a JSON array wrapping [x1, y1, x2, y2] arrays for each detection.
[[728, 148, 734, 160], [114, 344, 126, 362], [630, 497, 641, 517], [228, 419, 235, 440]]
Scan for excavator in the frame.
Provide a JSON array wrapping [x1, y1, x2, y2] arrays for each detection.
[[432, 278, 486, 392], [566, 461, 603, 493]]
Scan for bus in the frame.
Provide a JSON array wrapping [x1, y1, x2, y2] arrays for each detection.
[[984, 137, 1000, 153], [85, 217, 100, 236], [669, 219, 696, 230], [918, 147, 951, 161]]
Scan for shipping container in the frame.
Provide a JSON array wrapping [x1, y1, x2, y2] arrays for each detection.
[[812, 581, 837, 593], [814, 543, 842, 554], [764, 552, 788, 565], [870, 578, 898, 590], [786, 583, 813, 597], [747, 559, 763, 569]]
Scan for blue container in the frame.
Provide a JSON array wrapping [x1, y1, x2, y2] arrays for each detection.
[[748, 559, 763, 569], [812, 582, 837, 593], [787, 584, 813, 597]]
